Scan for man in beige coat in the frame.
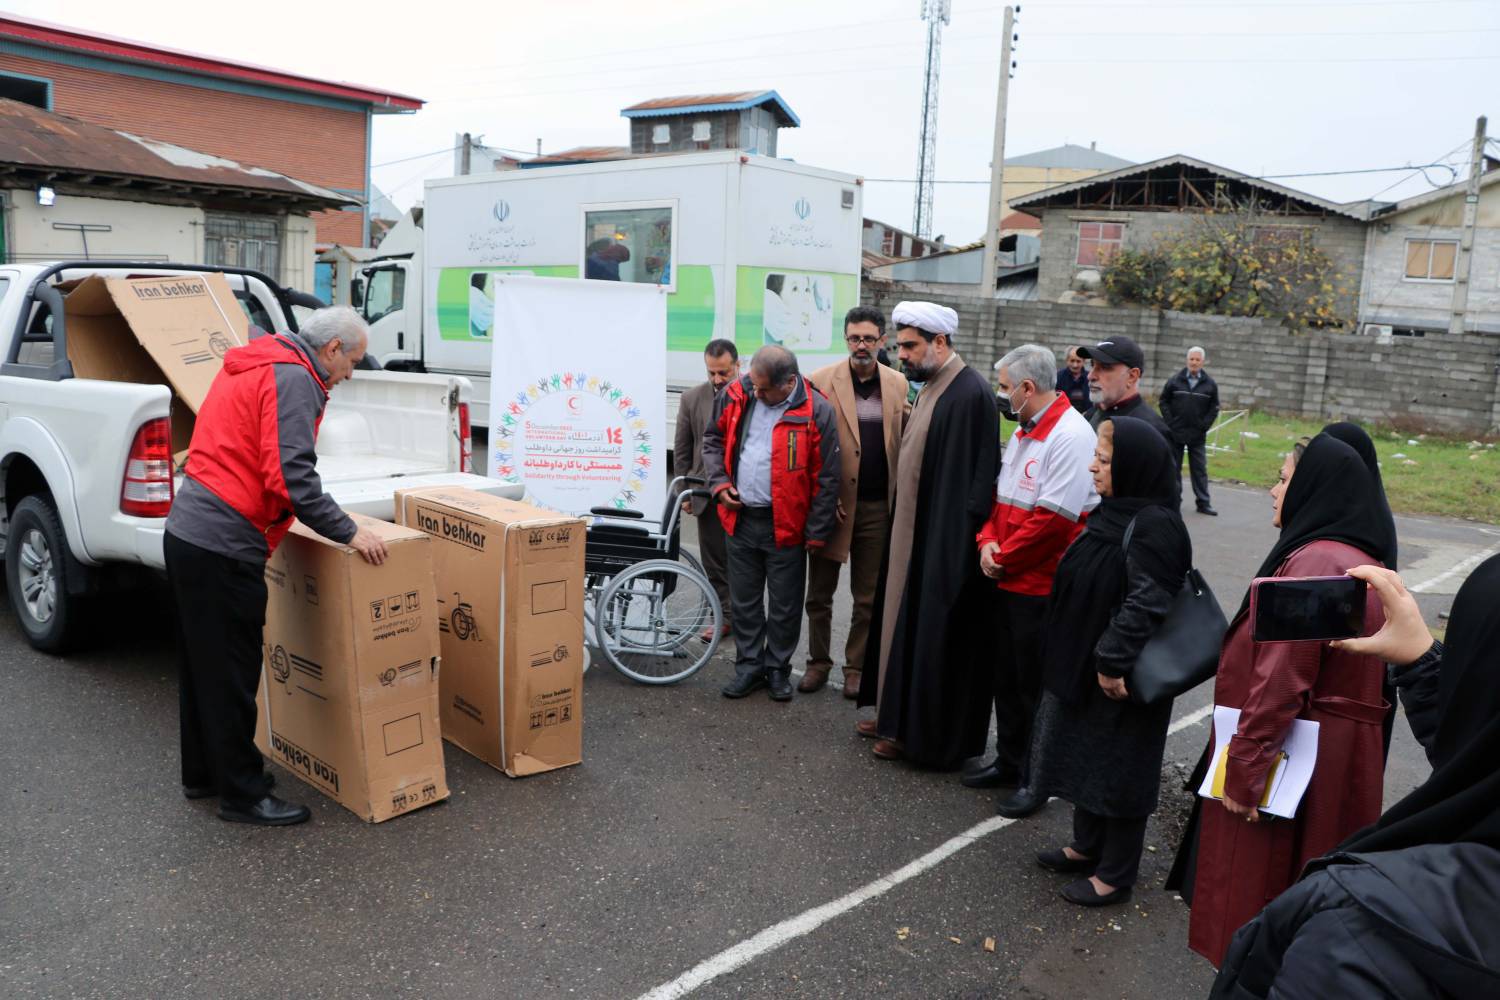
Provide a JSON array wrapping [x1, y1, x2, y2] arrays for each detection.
[[802, 307, 909, 697], [673, 338, 740, 639]]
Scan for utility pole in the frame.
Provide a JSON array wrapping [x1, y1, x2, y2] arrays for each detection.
[[460, 132, 473, 176], [1449, 115, 1487, 334], [980, 6, 1017, 295]]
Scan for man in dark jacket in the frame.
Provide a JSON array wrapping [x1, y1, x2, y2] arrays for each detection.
[[702, 345, 840, 702], [165, 306, 387, 827], [1055, 346, 1090, 413], [1159, 346, 1221, 516], [672, 338, 740, 640], [1079, 336, 1174, 444]]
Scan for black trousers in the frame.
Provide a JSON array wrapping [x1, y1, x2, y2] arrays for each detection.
[[1174, 434, 1212, 508], [992, 590, 1049, 782], [725, 506, 806, 680], [165, 531, 270, 806], [1071, 806, 1150, 888]]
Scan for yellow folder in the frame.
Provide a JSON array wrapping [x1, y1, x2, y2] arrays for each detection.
[[1210, 746, 1285, 809]]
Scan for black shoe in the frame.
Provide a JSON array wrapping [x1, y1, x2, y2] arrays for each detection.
[[1061, 878, 1132, 907], [996, 787, 1046, 819], [767, 671, 793, 702], [217, 794, 311, 826], [183, 772, 275, 800], [961, 761, 1022, 790], [1036, 848, 1097, 874], [1197, 505, 1218, 516], [722, 673, 768, 699]]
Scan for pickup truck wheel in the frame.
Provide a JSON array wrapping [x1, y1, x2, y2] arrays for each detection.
[[5, 495, 82, 653]]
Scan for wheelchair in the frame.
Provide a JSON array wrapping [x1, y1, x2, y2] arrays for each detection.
[[583, 476, 724, 684]]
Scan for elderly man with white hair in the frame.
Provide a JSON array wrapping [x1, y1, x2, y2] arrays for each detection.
[[856, 301, 1000, 770], [968, 344, 1100, 818], [165, 306, 388, 828], [1159, 346, 1221, 515]]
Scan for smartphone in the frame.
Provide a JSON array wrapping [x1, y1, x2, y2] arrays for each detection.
[[1250, 575, 1368, 644]]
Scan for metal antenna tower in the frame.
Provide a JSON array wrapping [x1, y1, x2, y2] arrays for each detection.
[[912, 0, 952, 239]]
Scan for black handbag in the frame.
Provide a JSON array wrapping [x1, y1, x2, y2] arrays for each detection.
[[1121, 516, 1227, 705]]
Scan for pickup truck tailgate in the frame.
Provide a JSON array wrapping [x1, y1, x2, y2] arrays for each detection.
[[325, 472, 523, 522]]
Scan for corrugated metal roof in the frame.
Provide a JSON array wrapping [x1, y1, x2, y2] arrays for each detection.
[[1010, 154, 1369, 220], [525, 146, 633, 165], [621, 90, 799, 127], [0, 13, 422, 111], [1004, 144, 1133, 170], [0, 98, 356, 209]]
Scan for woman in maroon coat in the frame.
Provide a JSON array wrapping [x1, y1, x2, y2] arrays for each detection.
[[1183, 433, 1396, 966]]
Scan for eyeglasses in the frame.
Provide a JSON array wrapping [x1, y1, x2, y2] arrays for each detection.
[[845, 334, 882, 346]]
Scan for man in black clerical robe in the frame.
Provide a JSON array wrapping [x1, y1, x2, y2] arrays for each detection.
[[857, 301, 1000, 770]]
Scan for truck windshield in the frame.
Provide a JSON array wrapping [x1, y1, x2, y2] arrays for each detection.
[[362, 268, 405, 323]]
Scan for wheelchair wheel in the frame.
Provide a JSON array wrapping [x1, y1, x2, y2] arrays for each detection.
[[595, 558, 722, 684]]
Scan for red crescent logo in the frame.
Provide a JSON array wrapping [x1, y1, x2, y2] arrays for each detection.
[[567, 394, 581, 415], [1024, 458, 1040, 478]]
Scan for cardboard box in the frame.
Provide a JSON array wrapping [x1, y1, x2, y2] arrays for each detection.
[[395, 487, 585, 777], [254, 515, 450, 822], [63, 273, 250, 459]]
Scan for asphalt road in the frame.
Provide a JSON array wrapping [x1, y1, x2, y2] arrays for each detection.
[[2, 480, 1493, 1000]]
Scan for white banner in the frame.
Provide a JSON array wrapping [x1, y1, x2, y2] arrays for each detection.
[[487, 275, 668, 519]]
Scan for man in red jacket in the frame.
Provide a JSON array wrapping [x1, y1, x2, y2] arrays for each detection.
[[702, 345, 840, 702], [164, 306, 387, 827]]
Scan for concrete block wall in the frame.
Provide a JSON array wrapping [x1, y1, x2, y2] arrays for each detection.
[[861, 280, 1500, 434]]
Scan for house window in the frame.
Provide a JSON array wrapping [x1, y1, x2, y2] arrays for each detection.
[[692, 120, 711, 143], [0, 71, 51, 109], [1076, 221, 1125, 266], [652, 124, 671, 146], [881, 230, 896, 256], [581, 200, 677, 291], [203, 214, 281, 281], [1404, 239, 1458, 282]]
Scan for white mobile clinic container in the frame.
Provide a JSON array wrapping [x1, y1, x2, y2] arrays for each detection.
[[417, 150, 864, 426]]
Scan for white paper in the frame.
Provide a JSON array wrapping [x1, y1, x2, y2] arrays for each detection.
[[1197, 706, 1320, 819]]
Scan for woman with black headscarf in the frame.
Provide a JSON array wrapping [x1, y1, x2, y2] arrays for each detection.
[[1208, 556, 1500, 998], [1322, 420, 1404, 758], [1025, 416, 1192, 907], [1182, 433, 1395, 966]]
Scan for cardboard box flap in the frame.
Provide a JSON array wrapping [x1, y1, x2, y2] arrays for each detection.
[[290, 513, 428, 548], [64, 273, 250, 414], [396, 486, 580, 527]]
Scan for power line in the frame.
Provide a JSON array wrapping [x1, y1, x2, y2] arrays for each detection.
[[372, 145, 460, 169], [870, 164, 1464, 185]]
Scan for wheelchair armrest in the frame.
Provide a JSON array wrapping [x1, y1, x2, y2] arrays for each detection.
[[590, 506, 645, 519]]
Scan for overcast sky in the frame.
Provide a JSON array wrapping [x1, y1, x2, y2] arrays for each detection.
[[12, 0, 1499, 242]]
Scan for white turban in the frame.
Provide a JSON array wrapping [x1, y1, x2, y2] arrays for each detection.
[[892, 301, 958, 338]]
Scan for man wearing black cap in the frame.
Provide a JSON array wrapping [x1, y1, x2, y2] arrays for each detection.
[[1078, 336, 1173, 444]]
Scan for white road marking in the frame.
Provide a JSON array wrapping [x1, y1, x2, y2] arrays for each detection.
[[1408, 545, 1500, 594], [635, 703, 1215, 999]]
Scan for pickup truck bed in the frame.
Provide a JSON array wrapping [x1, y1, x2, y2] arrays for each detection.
[[0, 261, 514, 653]]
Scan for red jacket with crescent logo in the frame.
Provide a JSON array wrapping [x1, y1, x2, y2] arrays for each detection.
[[977, 393, 1099, 596], [167, 332, 355, 561], [700, 374, 841, 548]]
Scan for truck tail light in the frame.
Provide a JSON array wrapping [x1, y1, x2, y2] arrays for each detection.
[[458, 402, 473, 474], [121, 418, 175, 518]]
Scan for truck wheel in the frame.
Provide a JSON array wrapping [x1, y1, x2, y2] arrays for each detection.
[[5, 495, 83, 653]]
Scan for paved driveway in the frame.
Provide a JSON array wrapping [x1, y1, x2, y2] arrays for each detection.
[[1, 482, 1490, 999]]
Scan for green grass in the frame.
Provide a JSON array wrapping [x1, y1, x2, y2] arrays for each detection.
[[1197, 412, 1500, 523]]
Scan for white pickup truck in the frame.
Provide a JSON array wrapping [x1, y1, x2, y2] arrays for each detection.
[[0, 261, 505, 652]]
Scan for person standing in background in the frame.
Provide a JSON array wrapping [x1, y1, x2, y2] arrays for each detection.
[[673, 339, 740, 640], [1056, 347, 1090, 413], [1159, 346, 1220, 516]]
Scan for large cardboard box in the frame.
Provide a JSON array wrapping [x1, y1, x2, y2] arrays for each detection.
[[254, 515, 450, 822], [395, 487, 585, 777], [63, 272, 250, 459]]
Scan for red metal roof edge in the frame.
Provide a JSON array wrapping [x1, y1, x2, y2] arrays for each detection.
[[0, 14, 423, 110]]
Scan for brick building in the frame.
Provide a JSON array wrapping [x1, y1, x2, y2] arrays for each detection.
[[0, 14, 421, 248]]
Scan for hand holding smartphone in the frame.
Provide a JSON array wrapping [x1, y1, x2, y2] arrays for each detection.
[[1250, 575, 1368, 644]]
